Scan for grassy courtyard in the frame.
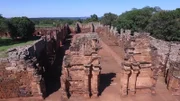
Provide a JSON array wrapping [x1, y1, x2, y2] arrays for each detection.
[[0, 37, 35, 58]]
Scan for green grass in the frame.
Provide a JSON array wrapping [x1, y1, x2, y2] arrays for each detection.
[[35, 24, 55, 28], [0, 37, 35, 58]]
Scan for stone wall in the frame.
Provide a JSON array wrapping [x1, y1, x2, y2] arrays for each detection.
[[0, 24, 71, 100], [73, 22, 100, 33], [120, 34, 160, 95], [0, 38, 46, 99], [60, 32, 101, 98]]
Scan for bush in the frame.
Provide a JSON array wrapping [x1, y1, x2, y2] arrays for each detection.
[[8, 17, 35, 40], [146, 9, 180, 41], [100, 12, 118, 26], [0, 15, 8, 34]]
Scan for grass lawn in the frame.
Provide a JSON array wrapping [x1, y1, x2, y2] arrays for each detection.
[[0, 37, 35, 58], [35, 24, 55, 28]]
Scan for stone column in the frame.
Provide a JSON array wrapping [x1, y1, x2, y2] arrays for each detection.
[[39, 77, 46, 98], [84, 65, 91, 98], [60, 68, 68, 99], [120, 70, 130, 96], [31, 74, 43, 98], [151, 68, 160, 95], [167, 75, 176, 90], [129, 70, 139, 95], [91, 66, 100, 98]]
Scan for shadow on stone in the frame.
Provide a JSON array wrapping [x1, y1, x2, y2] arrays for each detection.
[[44, 34, 72, 98], [98, 73, 116, 96]]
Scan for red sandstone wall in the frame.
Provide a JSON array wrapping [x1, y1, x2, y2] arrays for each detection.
[[34, 25, 70, 47], [0, 63, 34, 99]]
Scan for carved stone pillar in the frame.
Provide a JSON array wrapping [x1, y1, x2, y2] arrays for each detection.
[[84, 64, 91, 98], [91, 66, 100, 97], [120, 70, 130, 96], [151, 67, 160, 95], [60, 68, 68, 99], [40, 78, 46, 98], [31, 75, 42, 97], [129, 70, 139, 95]]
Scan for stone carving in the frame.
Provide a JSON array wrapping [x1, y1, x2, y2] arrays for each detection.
[[60, 33, 101, 98], [120, 34, 160, 96]]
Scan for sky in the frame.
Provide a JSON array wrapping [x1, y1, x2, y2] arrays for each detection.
[[0, 0, 180, 18]]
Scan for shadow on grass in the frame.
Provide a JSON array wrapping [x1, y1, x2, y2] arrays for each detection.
[[0, 36, 41, 47]]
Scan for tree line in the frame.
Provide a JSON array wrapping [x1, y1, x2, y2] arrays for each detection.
[[30, 15, 99, 27], [0, 15, 99, 40], [75, 6, 180, 41], [0, 6, 180, 41], [100, 6, 180, 41], [0, 15, 35, 40]]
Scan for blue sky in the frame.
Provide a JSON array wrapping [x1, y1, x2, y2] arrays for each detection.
[[0, 0, 180, 18]]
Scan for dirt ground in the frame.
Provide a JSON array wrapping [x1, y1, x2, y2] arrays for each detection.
[[1, 34, 180, 101]]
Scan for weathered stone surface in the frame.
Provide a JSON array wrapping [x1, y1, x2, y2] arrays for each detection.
[[61, 33, 101, 98], [0, 38, 47, 99], [95, 24, 180, 96], [119, 34, 157, 96], [166, 61, 180, 95]]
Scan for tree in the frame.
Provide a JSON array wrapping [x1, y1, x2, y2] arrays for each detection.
[[84, 14, 99, 23], [0, 14, 8, 33], [146, 9, 180, 41], [100, 12, 118, 26], [90, 14, 98, 22], [115, 7, 159, 32], [8, 17, 35, 40]]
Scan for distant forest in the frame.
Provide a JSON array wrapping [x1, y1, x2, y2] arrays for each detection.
[[30, 15, 101, 27], [0, 6, 180, 41]]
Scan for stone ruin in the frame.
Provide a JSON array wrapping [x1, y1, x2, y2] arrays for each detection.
[[167, 61, 180, 95], [150, 36, 180, 96], [0, 39, 46, 99], [74, 22, 96, 33], [1, 22, 180, 100], [120, 34, 160, 96], [95, 24, 180, 96], [0, 24, 71, 100], [60, 32, 101, 98]]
